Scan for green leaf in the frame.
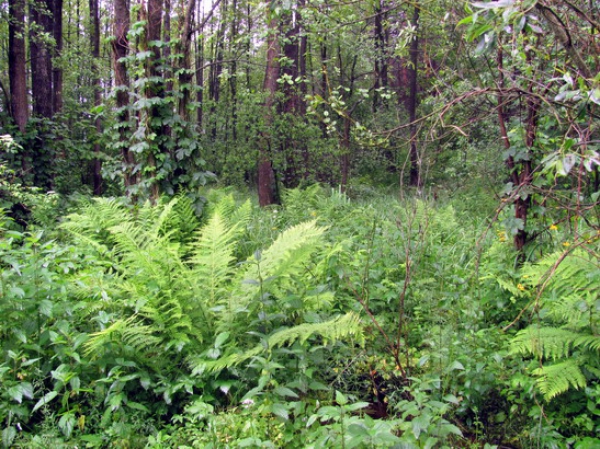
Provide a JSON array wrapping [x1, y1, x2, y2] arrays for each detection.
[[271, 402, 289, 420], [2, 427, 17, 448], [273, 386, 299, 399], [32, 391, 58, 412], [412, 415, 430, 439], [335, 390, 348, 406], [472, 0, 515, 9]]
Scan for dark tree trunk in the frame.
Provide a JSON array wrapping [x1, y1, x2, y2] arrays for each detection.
[[52, 0, 63, 114], [112, 0, 137, 189], [373, 0, 388, 110], [298, 0, 309, 179], [178, 0, 196, 120], [258, 3, 281, 207], [407, 2, 421, 187], [196, 32, 205, 128], [8, 0, 28, 133], [30, 0, 54, 118], [229, 0, 239, 141], [144, 0, 164, 201], [90, 0, 102, 195], [163, 0, 172, 92], [281, 5, 300, 187]]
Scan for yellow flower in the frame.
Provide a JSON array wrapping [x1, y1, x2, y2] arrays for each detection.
[[310, 211, 317, 217], [517, 283, 526, 291], [549, 224, 558, 231], [562, 241, 571, 247]]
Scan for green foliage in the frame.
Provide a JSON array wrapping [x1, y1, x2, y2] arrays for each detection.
[[511, 246, 600, 401]]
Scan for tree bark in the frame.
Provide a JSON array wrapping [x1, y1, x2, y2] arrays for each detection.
[[8, 0, 28, 133], [112, 0, 137, 189], [52, 0, 63, 114], [177, 0, 196, 120], [90, 0, 102, 195], [407, 2, 421, 187], [258, 2, 280, 207], [30, 0, 54, 118]]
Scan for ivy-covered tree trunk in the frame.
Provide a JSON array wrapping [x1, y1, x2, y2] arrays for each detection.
[[177, 0, 196, 120], [258, 2, 281, 207], [90, 0, 103, 195], [112, 0, 137, 189], [143, 0, 165, 201]]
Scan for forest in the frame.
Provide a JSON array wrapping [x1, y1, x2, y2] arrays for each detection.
[[0, 0, 599, 447]]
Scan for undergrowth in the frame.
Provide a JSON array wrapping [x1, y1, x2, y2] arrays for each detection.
[[1, 185, 598, 448]]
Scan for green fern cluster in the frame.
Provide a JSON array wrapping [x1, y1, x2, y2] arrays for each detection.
[[511, 248, 600, 400], [62, 194, 362, 379]]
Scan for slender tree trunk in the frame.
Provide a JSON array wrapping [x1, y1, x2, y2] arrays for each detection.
[[89, 0, 103, 194], [258, 2, 280, 207], [373, 0, 388, 110], [52, 0, 63, 114], [196, 32, 205, 127], [8, 0, 28, 133], [229, 0, 238, 141], [281, 5, 300, 187], [178, 0, 196, 120], [407, 2, 421, 187], [163, 0, 172, 92], [298, 0, 309, 179]]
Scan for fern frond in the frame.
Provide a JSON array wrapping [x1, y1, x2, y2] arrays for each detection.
[[245, 219, 325, 281], [573, 335, 600, 352], [511, 326, 579, 360], [190, 212, 239, 306], [84, 316, 161, 358], [193, 312, 363, 374], [266, 312, 363, 348], [532, 360, 586, 401], [225, 220, 326, 319]]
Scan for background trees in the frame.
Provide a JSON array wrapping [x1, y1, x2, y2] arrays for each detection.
[[0, 0, 597, 242]]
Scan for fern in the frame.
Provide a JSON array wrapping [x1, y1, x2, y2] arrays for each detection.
[[532, 360, 587, 401], [511, 326, 580, 361], [192, 312, 363, 374], [510, 247, 600, 401]]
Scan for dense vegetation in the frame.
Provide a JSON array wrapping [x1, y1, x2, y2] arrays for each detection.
[[1, 0, 599, 447]]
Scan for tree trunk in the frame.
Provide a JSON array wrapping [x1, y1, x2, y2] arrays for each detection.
[[52, 0, 63, 114], [373, 0, 388, 110], [177, 0, 196, 120], [258, 2, 280, 207], [298, 0, 309, 179], [144, 0, 164, 201], [90, 0, 102, 195], [112, 0, 137, 189], [30, 0, 54, 118], [8, 0, 28, 133], [281, 5, 300, 187], [407, 2, 421, 187]]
